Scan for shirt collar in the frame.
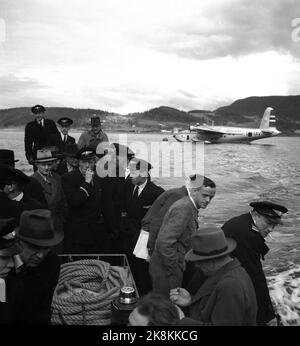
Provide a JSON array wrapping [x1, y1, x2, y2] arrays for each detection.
[[12, 192, 24, 201], [250, 211, 260, 233], [136, 179, 148, 195], [37, 170, 52, 182], [186, 187, 198, 211]]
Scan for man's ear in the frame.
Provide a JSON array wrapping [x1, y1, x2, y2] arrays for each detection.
[[5, 183, 15, 193]]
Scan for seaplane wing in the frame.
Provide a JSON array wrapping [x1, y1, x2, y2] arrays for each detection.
[[194, 127, 226, 135], [190, 125, 226, 135]]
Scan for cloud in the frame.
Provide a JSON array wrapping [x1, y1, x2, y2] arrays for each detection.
[[0, 0, 299, 113], [0, 74, 47, 94], [132, 0, 300, 60]]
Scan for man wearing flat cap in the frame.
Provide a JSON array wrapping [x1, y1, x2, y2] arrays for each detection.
[[62, 147, 115, 254], [77, 115, 109, 151], [149, 173, 216, 296], [170, 225, 257, 326], [120, 157, 164, 296], [222, 200, 288, 325], [49, 117, 75, 153], [25, 105, 60, 169], [0, 217, 24, 324], [14, 209, 62, 324]]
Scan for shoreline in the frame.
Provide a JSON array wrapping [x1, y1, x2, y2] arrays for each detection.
[[0, 127, 299, 136]]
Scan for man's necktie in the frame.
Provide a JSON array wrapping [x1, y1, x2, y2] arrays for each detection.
[[63, 135, 67, 143], [132, 186, 139, 201]]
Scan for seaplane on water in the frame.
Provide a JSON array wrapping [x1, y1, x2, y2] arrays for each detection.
[[173, 107, 281, 143]]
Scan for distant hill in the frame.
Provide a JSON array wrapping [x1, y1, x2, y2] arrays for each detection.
[[0, 107, 117, 128], [1, 96, 300, 133], [216, 96, 300, 132], [130, 106, 198, 122]]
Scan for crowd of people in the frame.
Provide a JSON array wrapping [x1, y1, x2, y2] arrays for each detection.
[[0, 104, 288, 326]]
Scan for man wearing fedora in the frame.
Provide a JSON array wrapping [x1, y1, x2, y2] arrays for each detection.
[[170, 225, 257, 326], [77, 115, 109, 151], [24, 105, 60, 168], [0, 149, 48, 208], [31, 149, 66, 252], [15, 209, 62, 324], [222, 201, 288, 325], [149, 174, 216, 296], [49, 117, 76, 153], [56, 143, 79, 176], [0, 217, 24, 324], [120, 158, 164, 296], [0, 164, 43, 220], [62, 147, 115, 254]]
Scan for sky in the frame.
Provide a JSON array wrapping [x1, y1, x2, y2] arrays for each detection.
[[0, 0, 300, 114]]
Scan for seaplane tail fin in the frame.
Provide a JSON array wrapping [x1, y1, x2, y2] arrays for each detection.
[[259, 107, 276, 129]]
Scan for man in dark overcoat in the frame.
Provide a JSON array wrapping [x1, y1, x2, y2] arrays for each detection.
[[222, 201, 288, 325], [14, 209, 62, 324], [24, 104, 60, 168], [61, 147, 115, 253], [120, 158, 164, 296]]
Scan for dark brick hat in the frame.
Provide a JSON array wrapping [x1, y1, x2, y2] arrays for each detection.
[[0, 164, 30, 186], [76, 147, 96, 160], [250, 201, 288, 224], [0, 149, 19, 165], [57, 117, 73, 126], [31, 105, 45, 114]]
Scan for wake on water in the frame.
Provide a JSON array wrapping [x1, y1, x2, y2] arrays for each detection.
[[268, 265, 300, 325]]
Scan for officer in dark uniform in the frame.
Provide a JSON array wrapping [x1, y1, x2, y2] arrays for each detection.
[[120, 158, 164, 296], [24, 105, 60, 168], [49, 117, 75, 152], [61, 147, 115, 254], [222, 200, 288, 325]]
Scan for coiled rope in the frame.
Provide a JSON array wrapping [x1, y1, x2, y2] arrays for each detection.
[[51, 259, 133, 325]]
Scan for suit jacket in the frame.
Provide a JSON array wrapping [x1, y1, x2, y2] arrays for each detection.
[[24, 118, 60, 161], [0, 192, 39, 221], [222, 213, 275, 325], [149, 196, 198, 295], [61, 169, 115, 245], [0, 275, 24, 324], [49, 132, 75, 152], [142, 185, 188, 254], [77, 130, 109, 150], [23, 177, 49, 208], [17, 251, 61, 324], [31, 172, 66, 232], [184, 259, 257, 326], [122, 179, 164, 247]]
